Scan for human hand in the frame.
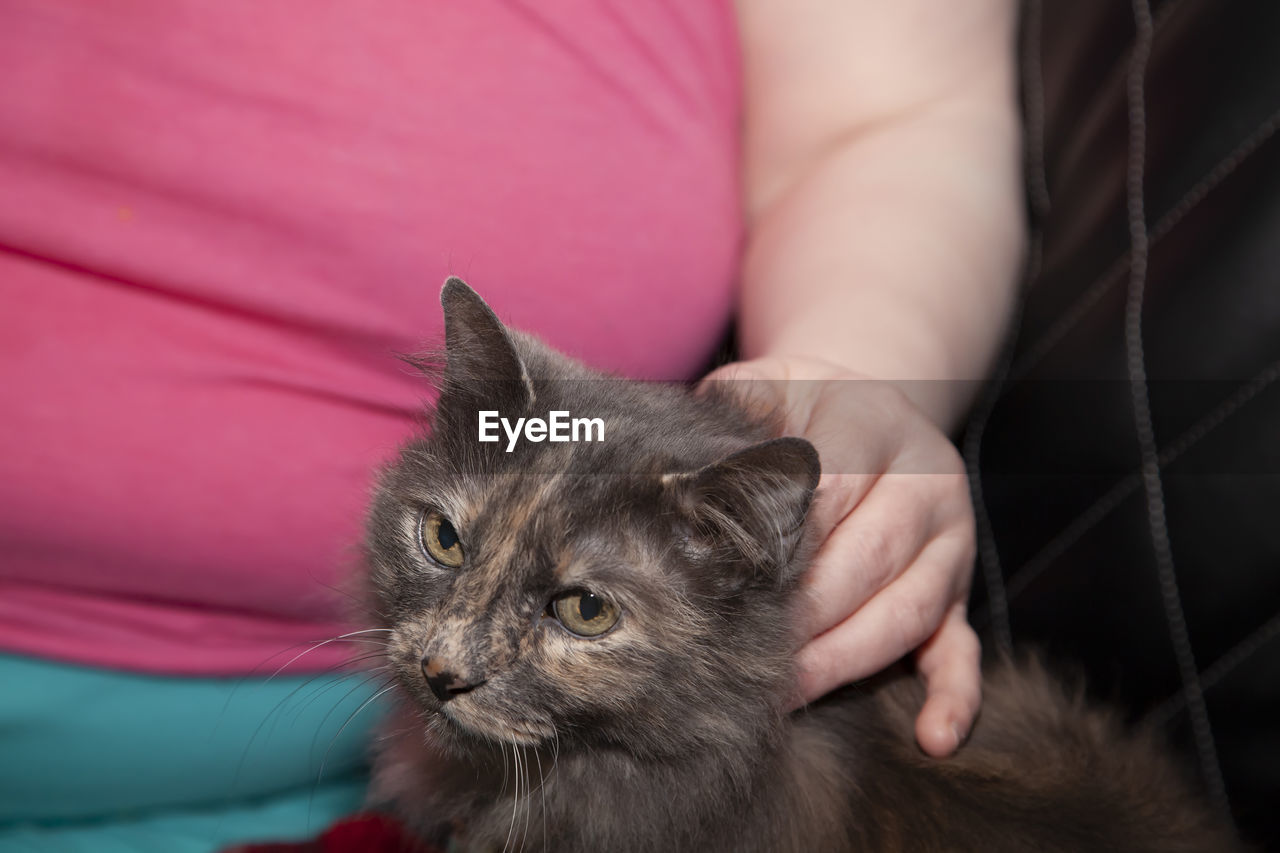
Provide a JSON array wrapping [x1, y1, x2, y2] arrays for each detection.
[[702, 354, 981, 757]]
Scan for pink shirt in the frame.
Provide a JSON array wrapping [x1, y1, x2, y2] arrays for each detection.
[[0, 1, 742, 674]]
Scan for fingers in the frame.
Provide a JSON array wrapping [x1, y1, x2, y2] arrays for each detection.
[[914, 603, 982, 757], [792, 533, 969, 705], [799, 473, 945, 638]]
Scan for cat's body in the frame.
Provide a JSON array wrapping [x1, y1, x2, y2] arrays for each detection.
[[373, 665, 1226, 852], [363, 280, 1242, 852]]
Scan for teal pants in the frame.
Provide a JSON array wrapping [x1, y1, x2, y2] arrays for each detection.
[[0, 653, 389, 852]]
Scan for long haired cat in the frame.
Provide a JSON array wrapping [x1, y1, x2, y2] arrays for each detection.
[[361, 280, 1243, 852]]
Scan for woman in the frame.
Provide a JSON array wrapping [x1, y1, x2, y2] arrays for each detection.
[[0, 1, 1020, 849]]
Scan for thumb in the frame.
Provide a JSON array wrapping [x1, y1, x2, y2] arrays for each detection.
[[698, 359, 769, 388]]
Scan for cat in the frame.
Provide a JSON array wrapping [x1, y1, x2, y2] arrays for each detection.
[[360, 279, 1244, 852]]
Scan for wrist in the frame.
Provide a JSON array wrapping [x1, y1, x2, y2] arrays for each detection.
[[740, 345, 973, 433]]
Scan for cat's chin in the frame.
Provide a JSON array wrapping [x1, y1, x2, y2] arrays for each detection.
[[431, 702, 554, 749]]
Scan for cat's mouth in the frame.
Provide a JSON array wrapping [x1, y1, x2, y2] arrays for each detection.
[[436, 702, 554, 747]]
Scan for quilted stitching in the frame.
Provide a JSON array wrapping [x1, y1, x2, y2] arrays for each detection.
[[1011, 105, 1280, 383], [1000, 359, 1280, 603], [965, 1, 1280, 836], [1147, 611, 1280, 727], [1120, 0, 1228, 808]]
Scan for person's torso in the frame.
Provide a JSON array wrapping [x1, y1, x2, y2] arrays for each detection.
[[0, 0, 742, 673]]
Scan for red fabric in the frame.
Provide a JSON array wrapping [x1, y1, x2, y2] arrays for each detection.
[[224, 813, 441, 853]]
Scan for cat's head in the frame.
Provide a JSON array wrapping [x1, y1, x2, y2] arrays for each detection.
[[365, 279, 821, 761]]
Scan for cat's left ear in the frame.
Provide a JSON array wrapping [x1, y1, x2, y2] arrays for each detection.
[[439, 277, 534, 411], [667, 437, 821, 591]]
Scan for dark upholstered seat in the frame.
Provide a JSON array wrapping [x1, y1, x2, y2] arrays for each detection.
[[967, 0, 1280, 845]]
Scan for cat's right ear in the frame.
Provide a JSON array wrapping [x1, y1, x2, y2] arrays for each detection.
[[666, 437, 821, 593], [438, 277, 534, 410]]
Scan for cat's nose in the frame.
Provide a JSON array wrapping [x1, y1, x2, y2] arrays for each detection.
[[421, 656, 486, 703]]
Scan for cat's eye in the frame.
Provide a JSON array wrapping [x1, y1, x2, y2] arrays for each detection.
[[419, 510, 464, 568], [551, 590, 620, 637]]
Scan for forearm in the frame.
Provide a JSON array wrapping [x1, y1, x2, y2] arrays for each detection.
[[734, 0, 1025, 431], [740, 108, 1024, 429]]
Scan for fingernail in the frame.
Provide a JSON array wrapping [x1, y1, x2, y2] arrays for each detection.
[[951, 722, 965, 749]]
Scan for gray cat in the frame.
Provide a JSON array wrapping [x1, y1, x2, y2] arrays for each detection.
[[361, 279, 1243, 852]]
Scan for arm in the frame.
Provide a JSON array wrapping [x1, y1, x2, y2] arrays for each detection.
[[737, 0, 1023, 426], [726, 0, 1024, 755]]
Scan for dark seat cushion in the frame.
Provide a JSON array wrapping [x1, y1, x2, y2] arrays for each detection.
[[967, 0, 1280, 846]]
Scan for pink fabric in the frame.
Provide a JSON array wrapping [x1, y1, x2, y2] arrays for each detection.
[[0, 1, 742, 674]]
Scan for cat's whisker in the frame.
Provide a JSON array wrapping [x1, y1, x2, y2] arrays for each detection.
[[215, 629, 392, 752], [499, 738, 510, 800], [517, 744, 529, 853], [261, 629, 396, 684], [521, 744, 533, 853], [306, 672, 392, 831], [305, 576, 386, 622], [517, 744, 528, 853], [533, 745, 547, 853], [288, 656, 391, 733], [314, 681, 395, 792], [305, 672, 395, 830], [502, 743, 521, 853], [308, 666, 390, 758], [547, 726, 560, 792], [232, 653, 390, 801], [275, 655, 385, 725], [508, 746, 520, 853], [279, 647, 390, 737], [501, 732, 517, 845]]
